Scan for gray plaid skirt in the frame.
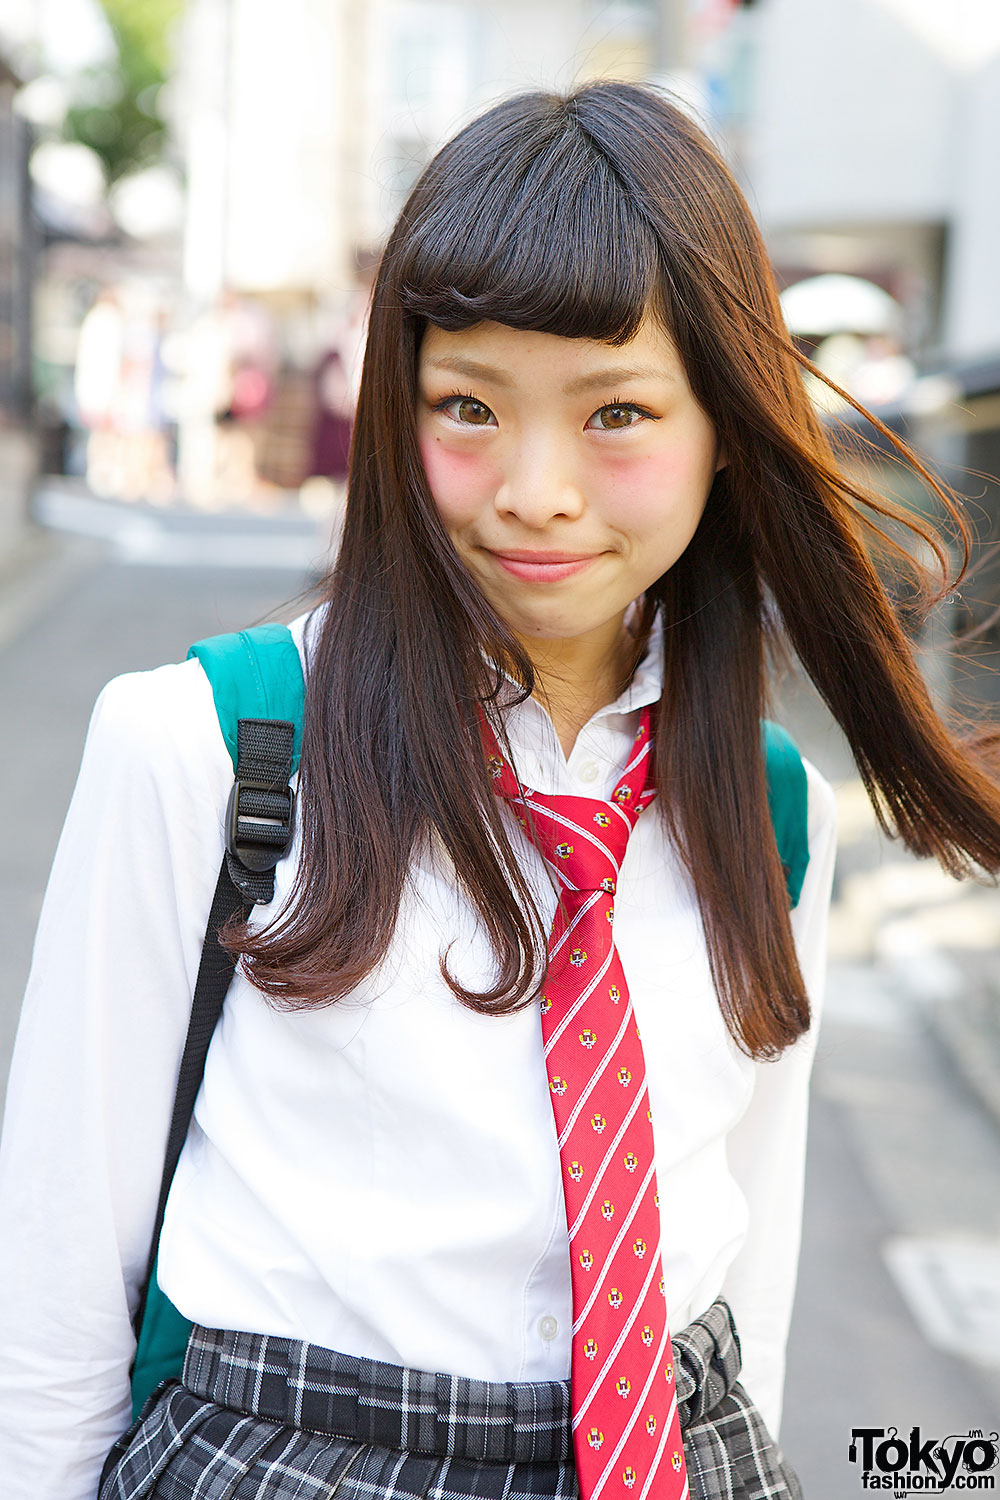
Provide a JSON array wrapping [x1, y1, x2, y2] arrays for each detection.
[[99, 1296, 803, 1500]]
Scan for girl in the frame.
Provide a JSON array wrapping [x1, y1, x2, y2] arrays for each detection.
[[2, 80, 999, 1500]]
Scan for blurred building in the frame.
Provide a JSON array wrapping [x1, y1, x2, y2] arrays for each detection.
[[0, 52, 33, 420], [168, 0, 658, 490], [0, 46, 37, 568], [172, 0, 1000, 374], [739, 0, 1000, 366], [718, 0, 1000, 687], [172, 0, 657, 303]]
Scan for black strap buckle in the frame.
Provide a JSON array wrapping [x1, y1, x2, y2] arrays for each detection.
[[225, 777, 296, 873]]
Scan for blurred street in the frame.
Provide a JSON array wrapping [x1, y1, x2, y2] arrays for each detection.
[[1, 526, 999, 1498]]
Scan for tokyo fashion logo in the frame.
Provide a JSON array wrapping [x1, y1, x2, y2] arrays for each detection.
[[849, 1427, 998, 1492]]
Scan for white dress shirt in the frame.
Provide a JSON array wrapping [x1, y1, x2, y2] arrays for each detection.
[[0, 607, 836, 1499]]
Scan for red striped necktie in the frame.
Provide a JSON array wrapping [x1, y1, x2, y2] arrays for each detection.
[[480, 704, 688, 1500]]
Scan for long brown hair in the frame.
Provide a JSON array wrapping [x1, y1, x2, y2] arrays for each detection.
[[232, 80, 1000, 1059]]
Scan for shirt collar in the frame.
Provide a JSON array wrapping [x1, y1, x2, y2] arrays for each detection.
[[610, 607, 664, 717]]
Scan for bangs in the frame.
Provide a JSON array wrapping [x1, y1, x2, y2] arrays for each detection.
[[393, 98, 663, 346]]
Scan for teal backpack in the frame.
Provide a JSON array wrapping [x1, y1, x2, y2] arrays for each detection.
[[125, 623, 810, 1420]]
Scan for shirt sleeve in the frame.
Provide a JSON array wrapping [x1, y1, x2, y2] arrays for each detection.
[[0, 660, 232, 1500], [719, 757, 838, 1442]]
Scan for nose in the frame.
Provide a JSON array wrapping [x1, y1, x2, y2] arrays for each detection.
[[494, 433, 585, 527]]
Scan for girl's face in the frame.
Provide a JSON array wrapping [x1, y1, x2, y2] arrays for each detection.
[[416, 316, 724, 657]]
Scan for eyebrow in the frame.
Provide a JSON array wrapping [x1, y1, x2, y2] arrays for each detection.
[[425, 356, 678, 395]]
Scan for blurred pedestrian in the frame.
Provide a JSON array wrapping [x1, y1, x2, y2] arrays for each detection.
[[176, 289, 277, 508], [3, 81, 1000, 1500], [308, 342, 353, 482], [113, 297, 177, 505], [73, 285, 125, 497]]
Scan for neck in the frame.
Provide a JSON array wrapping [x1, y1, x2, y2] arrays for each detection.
[[521, 616, 641, 759]]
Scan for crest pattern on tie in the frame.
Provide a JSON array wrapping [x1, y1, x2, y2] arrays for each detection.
[[480, 704, 689, 1500]]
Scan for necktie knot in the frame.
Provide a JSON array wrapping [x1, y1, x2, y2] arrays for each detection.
[[480, 706, 656, 895]]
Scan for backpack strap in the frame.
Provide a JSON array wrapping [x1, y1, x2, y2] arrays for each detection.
[[126, 625, 304, 1424], [188, 621, 305, 775], [190, 621, 304, 903], [762, 719, 810, 909]]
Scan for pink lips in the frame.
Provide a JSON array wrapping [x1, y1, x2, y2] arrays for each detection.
[[489, 549, 600, 582]]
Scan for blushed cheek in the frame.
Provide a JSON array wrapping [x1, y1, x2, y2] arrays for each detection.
[[599, 448, 713, 528], [418, 434, 499, 525]]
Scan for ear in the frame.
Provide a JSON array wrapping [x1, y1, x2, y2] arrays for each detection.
[[714, 442, 728, 474]]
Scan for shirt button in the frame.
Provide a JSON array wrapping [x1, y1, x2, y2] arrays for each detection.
[[537, 1315, 559, 1341], [577, 761, 600, 784]]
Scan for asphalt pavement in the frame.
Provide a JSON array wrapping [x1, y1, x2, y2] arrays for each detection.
[[1, 514, 999, 1499]]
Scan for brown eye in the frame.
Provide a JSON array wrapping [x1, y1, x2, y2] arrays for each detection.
[[455, 398, 493, 425], [596, 404, 639, 430]]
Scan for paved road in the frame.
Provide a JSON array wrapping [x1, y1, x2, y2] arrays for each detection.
[[1, 533, 999, 1499]]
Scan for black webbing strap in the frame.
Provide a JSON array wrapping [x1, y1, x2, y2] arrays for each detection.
[[133, 859, 247, 1335], [132, 717, 295, 1337], [225, 719, 297, 905]]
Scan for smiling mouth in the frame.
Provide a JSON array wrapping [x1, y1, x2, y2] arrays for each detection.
[[491, 549, 599, 563], [487, 549, 602, 581]]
